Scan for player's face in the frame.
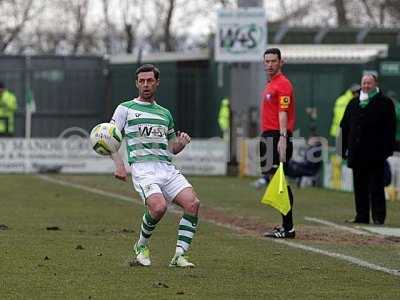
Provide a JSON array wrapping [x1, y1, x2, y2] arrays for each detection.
[[361, 75, 377, 93], [136, 71, 159, 101], [264, 54, 282, 78]]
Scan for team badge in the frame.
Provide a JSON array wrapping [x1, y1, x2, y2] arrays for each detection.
[[279, 96, 290, 108]]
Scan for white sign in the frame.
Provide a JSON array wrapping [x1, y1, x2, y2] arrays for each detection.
[[173, 139, 228, 175], [215, 8, 267, 62], [0, 138, 116, 173], [0, 138, 228, 176]]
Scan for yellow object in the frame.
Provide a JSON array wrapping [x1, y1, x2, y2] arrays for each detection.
[[385, 185, 398, 201], [330, 154, 342, 190], [330, 89, 354, 138], [261, 163, 291, 215], [218, 98, 230, 131], [0, 89, 17, 134], [238, 138, 247, 177]]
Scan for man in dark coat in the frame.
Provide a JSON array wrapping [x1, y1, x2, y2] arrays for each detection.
[[340, 74, 396, 225]]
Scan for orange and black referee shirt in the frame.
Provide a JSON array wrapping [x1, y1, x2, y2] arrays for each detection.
[[260, 72, 295, 132]]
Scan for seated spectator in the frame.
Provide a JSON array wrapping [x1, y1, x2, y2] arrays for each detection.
[[251, 135, 323, 189], [286, 136, 322, 186]]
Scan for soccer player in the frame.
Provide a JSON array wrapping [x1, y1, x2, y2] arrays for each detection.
[[110, 64, 200, 267], [260, 48, 296, 238]]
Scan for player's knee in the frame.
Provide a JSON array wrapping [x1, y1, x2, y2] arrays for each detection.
[[148, 201, 167, 219], [185, 196, 200, 214]]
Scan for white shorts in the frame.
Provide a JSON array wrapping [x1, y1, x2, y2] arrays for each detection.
[[131, 161, 192, 204]]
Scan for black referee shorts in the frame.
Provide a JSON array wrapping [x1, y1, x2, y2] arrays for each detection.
[[259, 130, 293, 176]]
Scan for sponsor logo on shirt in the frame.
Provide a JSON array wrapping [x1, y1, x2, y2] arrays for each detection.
[[138, 125, 167, 138]]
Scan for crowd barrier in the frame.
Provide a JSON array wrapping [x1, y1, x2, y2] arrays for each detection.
[[0, 138, 228, 176], [237, 137, 400, 200]]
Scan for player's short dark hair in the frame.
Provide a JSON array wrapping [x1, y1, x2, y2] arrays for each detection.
[[135, 64, 160, 80], [264, 48, 281, 60]]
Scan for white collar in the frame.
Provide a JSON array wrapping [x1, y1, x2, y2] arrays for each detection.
[[133, 98, 155, 105]]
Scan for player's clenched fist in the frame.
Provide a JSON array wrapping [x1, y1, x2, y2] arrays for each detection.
[[177, 131, 191, 146]]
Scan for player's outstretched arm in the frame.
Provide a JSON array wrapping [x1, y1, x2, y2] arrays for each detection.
[[168, 131, 191, 155], [111, 152, 128, 181]]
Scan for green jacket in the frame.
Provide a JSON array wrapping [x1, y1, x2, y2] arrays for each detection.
[[330, 90, 354, 138], [0, 90, 17, 134]]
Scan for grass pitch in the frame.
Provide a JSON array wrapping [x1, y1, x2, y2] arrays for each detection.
[[1, 174, 399, 299]]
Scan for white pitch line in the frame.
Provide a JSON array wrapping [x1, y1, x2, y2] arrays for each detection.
[[37, 175, 182, 213], [37, 175, 140, 205], [272, 239, 400, 276], [38, 175, 400, 277], [304, 217, 371, 236]]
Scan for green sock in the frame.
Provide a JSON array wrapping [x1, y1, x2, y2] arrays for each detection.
[[137, 210, 158, 246], [176, 213, 198, 255]]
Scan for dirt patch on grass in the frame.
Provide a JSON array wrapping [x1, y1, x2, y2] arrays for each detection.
[[199, 206, 397, 246]]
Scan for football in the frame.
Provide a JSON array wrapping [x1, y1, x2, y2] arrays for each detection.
[[90, 123, 122, 155]]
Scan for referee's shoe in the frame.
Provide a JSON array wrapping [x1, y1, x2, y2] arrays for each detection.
[[264, 226, 295, 238]]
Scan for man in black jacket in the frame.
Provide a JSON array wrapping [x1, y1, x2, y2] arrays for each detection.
[[340, 74, 396, 225]]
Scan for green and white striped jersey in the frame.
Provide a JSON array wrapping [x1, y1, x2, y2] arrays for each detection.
[[111, 99, 176, 164]]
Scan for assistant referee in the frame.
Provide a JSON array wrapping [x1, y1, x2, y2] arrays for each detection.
[[260, 48, 296, 239]]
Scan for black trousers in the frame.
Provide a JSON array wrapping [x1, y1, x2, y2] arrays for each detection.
[[259, 131, 294, 230], [352, 163, 386, 224]]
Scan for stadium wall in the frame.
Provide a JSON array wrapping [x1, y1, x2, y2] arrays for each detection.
[[0, 55, 107, 138], [1, 46, 398, 141]]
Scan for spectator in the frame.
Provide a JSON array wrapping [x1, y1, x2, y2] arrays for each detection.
[[0, 82, 17, 137], [340, 74, 396, 225], [286, 135, 323, 186], [252, 135, 323, 189], [218, 97, 230, 141], [330, 84, 360, 139]]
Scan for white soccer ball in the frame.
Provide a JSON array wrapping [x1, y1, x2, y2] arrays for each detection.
[[90, 123, 122, 155]]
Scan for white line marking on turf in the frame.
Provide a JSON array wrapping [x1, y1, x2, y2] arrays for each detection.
[[38, 175, 400, 277], [202, 219, 400, 277], [38, 175, 140, 205], [304, 217, 371, 236], [37, 175, 182, 213], [272, 239, 400, 277]]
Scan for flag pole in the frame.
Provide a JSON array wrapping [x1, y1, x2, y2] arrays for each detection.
[[24, 56, 33, 173], [25, 56, 32, 139], [25, 107, 32, 139]]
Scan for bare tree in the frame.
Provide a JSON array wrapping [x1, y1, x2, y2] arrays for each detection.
[[102, 0, 112, 55], [0, 0, 37, 53], [384, 0, 400, 20], [144, 0, 175, 51], [333, 0, 349, 26], [268, 0, 314, 26], [64, 0, 90, 54], [360, 0, 378, 25], [266, 0, 400, 27], [163, 0, 175, 51], [118, 0, 143, 53]]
